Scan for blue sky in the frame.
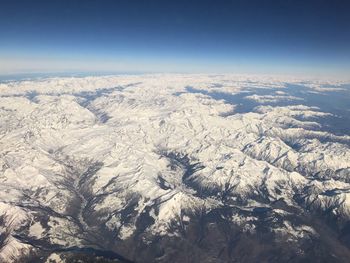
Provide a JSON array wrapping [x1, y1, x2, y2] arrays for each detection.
[[0, 0, 349, 76]]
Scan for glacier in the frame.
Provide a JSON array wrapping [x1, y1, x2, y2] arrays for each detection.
[[0, 74, 350, 262]]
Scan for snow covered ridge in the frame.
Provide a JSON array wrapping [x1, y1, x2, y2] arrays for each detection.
[[0, 74, 350, 262]]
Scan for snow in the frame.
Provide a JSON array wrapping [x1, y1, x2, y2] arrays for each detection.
[[0, 74, 349, 261]]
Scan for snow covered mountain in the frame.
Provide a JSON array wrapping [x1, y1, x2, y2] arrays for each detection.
[[0, 74, 350, 262]]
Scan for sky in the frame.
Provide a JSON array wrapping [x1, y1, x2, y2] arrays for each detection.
[[0, 0, 350, 77]]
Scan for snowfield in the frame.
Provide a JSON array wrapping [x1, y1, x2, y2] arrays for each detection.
[[0, 74, 350, 262]]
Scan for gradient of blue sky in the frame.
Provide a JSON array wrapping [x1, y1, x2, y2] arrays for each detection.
[[0, 0, 349, 76]]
